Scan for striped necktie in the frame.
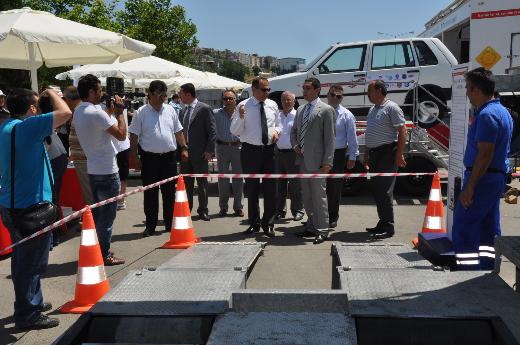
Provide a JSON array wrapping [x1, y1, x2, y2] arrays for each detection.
[[299, 103, 312, 151]]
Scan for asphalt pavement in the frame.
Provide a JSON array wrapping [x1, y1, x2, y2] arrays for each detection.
[[1, 178, 518, 344]]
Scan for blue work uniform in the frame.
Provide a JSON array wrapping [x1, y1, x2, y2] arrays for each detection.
[[453, 99, 512, 270]]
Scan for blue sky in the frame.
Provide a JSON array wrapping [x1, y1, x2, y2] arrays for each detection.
[[175, 0, 453, 62]]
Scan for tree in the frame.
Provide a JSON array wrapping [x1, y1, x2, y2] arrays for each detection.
[[118, 0, 198, 65], [218, 61, 249, 82], [252, 65, 261, 76]]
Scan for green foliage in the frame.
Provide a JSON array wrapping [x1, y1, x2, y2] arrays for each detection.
[[117, 0, 198, 65], [252, 65, 261, 76], [218, 60, 250, 82]]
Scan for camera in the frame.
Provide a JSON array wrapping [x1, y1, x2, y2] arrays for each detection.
[[103, 77, 145, 110]]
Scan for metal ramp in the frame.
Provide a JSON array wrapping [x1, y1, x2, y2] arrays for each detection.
[[408, 126, 449, 168], [207, 312, 357, 345]]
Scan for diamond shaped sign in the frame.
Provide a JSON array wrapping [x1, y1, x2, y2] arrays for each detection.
[[475, 46, 502, 70]]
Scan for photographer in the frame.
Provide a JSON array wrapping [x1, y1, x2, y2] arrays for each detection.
[[73, 74, 127, 266], [0, 88, 71, 330]]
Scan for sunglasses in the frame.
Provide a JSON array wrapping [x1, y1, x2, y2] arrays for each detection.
[[328, 93, 343, 99], [223, 97, 236, 101], [258, 87, 271, 92]]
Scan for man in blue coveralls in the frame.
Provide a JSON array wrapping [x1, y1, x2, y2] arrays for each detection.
[[453, 67, 513, 270]]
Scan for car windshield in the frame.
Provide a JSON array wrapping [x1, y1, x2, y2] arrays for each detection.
[[304, 46, 333, 71]]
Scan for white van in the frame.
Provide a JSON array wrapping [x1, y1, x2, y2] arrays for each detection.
[[241, 38, 458, 127]]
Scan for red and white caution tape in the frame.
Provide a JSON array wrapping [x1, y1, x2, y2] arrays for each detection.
[[0, 170, 445, 253]]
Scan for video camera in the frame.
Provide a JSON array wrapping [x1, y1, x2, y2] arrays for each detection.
[[102, 77, 146, 110]]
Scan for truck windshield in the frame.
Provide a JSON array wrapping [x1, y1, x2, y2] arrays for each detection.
[[304, 46, 333, 71]]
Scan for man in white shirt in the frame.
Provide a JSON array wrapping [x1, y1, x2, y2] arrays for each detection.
[[275, 91, 304, 222], [231, 77, 281, 237], [129, 80, 187, 237], [326, 84, 359, 229], [74, 74, 127, 266]]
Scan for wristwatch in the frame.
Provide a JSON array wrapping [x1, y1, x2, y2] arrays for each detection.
[[180, 145, 188, 151]]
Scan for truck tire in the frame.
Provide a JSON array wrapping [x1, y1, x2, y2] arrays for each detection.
[[396, 156, 437, 196], [342, 160, 367, 196]]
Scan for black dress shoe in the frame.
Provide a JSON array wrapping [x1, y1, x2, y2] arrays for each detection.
[[274, 211, 286, 220], [199, 213, 210, 221], [262, 224, 275, 238], [218, 209, 227, 217], [40, 302, 52, 313], [295, 230, 315, 238], [329, 221, 338, 228], [16, 314, 60, 330], [234, 209, 244, 217], [293, 212, 304, 221], [142, 228, 156, 237], [244, 224, 260, 234], [313, 233, 328, 244], [371, 229, 395, 239]]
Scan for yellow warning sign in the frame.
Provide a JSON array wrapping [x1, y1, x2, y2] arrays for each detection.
[[475, 46, 501, 70]]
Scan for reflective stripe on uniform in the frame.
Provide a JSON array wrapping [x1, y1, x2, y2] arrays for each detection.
[[173, 216, 193, 230], [479, 245, 495, 252], [80, 229, 99, 246], [455, 253, 479, 259], [78, 266, 106, 285], [456, 259, 480, 265]]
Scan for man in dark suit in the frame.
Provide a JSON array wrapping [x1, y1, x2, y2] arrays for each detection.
[[178, 83, 216, 220]]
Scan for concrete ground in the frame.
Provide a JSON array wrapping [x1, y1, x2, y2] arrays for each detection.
[[1, 178, 518, 344]]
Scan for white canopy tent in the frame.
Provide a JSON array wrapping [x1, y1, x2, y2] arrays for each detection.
[[0, 7, 155, 91], [55, 56, 249, 91]]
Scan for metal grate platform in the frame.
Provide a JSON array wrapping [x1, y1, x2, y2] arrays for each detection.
[[91, 269, 245, 316], [333, 242, 431, 270], [206, 312, 357, 345], [159, 242, 264, 272], [339, 269, 520, 341]]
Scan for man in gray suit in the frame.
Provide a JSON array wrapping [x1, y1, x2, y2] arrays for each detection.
[[178, 83, 216, 220], [291, 78, 335, 244]]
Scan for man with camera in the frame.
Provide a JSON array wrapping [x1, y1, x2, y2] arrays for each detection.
[[0, 88, 71, 330], [73, 74, 127, 266]]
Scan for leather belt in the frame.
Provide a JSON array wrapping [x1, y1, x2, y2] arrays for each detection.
[[277, 148, 293, 153], [368, 142, 396, 153], [141, 150, 175, 157], [466, 166, 506, 175], [217, 140, 241, 146]]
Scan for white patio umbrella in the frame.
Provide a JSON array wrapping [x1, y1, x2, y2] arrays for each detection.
[[0, 7, 155, 91]]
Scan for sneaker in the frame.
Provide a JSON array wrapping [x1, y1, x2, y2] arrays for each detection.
[[15, 314, 60, 330], [117, 201, 127, 210], [104, 255, 125, 266]]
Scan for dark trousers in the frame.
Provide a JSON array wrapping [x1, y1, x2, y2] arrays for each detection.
[[276, 149, 303, 216], [0, 207, 51, 327], [50, 153, 68, 245], [326, 148, 347, 223], [368, 143, 397, 230], [181, 157, 209, 214], [241, 143, 276, 226], [141, 151, 177, 231]]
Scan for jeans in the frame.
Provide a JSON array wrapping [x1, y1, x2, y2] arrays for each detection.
[[0, 207, 51, 327], [89, 173, 120, 259]]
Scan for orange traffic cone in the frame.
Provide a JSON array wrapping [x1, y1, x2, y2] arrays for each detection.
[[0, 216, 13, 257], [412, 172, 446, 248], [60, 208, 110, 313], [162, 176, 200, 249]]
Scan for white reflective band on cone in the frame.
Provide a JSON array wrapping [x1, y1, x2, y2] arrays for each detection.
[[479, 245, 495, 252], [455, 253, 479, 258], [80, 229, 99, 246], [423, 216, 442, 230], [456, 260, 480, 265], [479, 252, 495, 258], [429, 189, 441, 202], [78, 266, 106, 285], [175, 191, 188, 203], [173, 216, 193, 230]]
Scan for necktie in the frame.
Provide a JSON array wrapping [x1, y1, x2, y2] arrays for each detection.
[[299, 103, 312, 150], [184, 106, 192, 143], [259, 101, 268, 145]]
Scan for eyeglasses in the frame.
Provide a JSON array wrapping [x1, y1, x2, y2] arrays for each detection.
[[223, 97, 236, 101], [328, 93, 343, 99]]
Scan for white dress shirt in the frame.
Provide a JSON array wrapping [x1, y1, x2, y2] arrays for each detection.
[[230, 97, 281, 146], [128, 104, 183, 153], [277, 108, 296, 150], [334, 105, 359, 160]]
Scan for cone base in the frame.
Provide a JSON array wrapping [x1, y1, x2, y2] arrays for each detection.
[[161, 237, 201, 249], [412, 237, 419, 249], [59, 300, 95, 314]]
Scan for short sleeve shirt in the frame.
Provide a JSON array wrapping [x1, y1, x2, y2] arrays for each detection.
[[0, 114, 54, 208], [128, 104, 183, 153], [463, 99, 513, 172], [73, 102, 118, 175], [365, 99, 406, 148]]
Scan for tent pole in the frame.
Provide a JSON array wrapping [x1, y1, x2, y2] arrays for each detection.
[[28, 42, 38, 92]]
